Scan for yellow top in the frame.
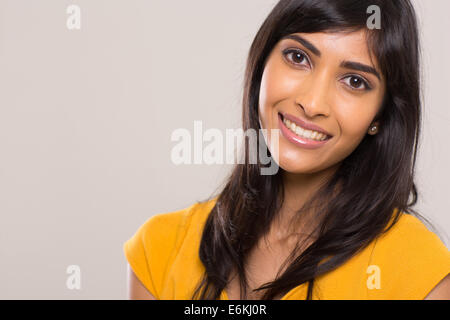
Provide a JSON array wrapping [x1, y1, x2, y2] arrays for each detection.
[[123, 197, 450, 300]]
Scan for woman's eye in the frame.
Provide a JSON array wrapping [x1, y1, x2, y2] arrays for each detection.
[[343, 75, 371, 91], [282, 49, 372, 92], [283, 49, 310, 67]]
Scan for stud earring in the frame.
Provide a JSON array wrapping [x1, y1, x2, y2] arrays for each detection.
[[368, 125, 378, 135]]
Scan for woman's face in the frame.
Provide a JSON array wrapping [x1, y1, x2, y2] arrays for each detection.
[[258, 30, 386, 174]]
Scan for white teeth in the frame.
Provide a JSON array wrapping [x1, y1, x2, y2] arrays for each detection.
[[290, 122, 296, 131], [283, 118, 328, 141], [304, 130, 312, 139]]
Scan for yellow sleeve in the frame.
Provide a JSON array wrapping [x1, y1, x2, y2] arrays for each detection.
[[369, 214, 450, 300], [123, 206, 193, 299]]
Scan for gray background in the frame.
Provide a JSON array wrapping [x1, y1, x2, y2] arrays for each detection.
[[0, 0, 448, 299]]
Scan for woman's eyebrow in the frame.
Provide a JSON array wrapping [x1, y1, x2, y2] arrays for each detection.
[[281, 34, 321, 57], [281, 34, 381, 81], [340, 61, 381, 80]]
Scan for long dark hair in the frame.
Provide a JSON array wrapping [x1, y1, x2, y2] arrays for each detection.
[[191, 0, 438, 300]]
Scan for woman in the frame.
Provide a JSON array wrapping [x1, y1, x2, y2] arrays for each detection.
[[124, 0, 450, 300]]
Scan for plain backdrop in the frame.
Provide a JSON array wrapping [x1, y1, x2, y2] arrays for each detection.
[[0, 0, 448, 299]]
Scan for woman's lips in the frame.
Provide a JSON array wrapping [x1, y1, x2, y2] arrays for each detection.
[[280, 112, 333, 138], [278, 112, 332, 149]]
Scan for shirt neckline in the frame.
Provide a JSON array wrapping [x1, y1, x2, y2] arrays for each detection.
[[221, 284, 306, 300]]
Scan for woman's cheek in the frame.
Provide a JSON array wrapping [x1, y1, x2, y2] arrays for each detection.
[[332, 122, 371, 164], [258, 71, 275, 129], [261, 57, 301, 102], [337, 101, 374, 133]]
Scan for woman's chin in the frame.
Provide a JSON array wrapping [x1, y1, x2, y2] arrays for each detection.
[[277, 158, 324, 175]]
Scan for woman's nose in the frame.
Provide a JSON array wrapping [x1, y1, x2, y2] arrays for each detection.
[[294, 71, 331, 118]]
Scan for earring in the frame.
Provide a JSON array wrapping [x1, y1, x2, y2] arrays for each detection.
[[368, 125, 378, 135]]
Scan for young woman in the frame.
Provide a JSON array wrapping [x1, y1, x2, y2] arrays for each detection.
[[124, 0, 450, 300]]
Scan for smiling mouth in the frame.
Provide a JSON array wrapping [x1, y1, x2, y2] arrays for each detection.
[[278, 113, 332, 141]]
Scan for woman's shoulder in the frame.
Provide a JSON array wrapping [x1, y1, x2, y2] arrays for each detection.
[[127, 196, 218, 254], [367, 211, 450, 299], [139, 196, 218, 235], [375, 211, 449, 251], [123, 196, 218, 298]]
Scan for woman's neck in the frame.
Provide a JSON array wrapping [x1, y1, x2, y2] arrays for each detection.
[[273, 165, 339, 240]]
